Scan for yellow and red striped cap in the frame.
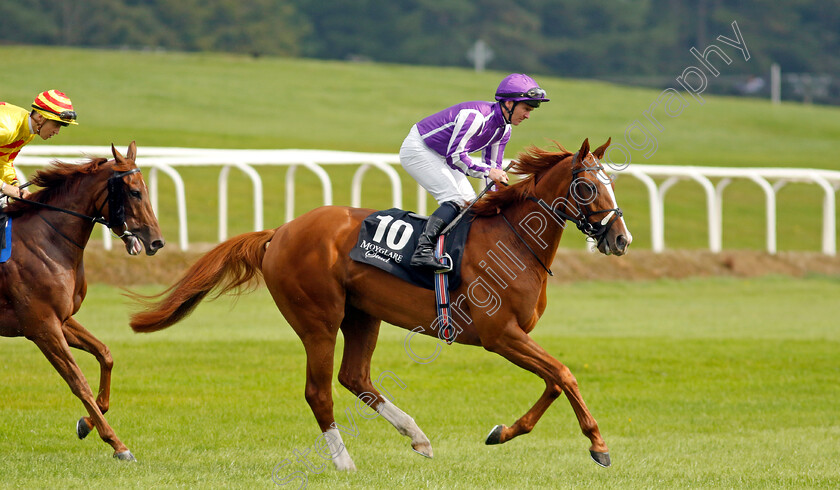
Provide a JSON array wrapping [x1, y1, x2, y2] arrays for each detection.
[[31, 90, 78, 125]]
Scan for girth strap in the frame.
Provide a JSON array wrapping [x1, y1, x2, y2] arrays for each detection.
[[434, 235, 456, 344]]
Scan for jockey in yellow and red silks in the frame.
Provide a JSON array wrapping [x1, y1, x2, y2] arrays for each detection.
[[0, 90, 78, 200]]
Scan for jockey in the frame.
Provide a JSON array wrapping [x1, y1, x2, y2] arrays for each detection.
[[0, 90, 78, 201], [400, 73, 549, 272]]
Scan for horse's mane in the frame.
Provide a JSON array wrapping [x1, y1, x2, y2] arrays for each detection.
[[470, 143, 574, 217], [4, 157, 123, 216]]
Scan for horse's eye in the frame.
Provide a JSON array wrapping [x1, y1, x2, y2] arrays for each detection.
[[129, 190, 142, 199], [571, 179, 598, 205]]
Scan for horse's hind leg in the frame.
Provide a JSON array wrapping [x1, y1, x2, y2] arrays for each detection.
[[62, 316, 113, 440], [30, 326, 134, 461], [263, 229, 360, 471], [298, 329, 359, 472], [481, 325, 610, 467], [485, 381, 561, 444], [269, 290, 357, 471], [337, 307, 433, 458]]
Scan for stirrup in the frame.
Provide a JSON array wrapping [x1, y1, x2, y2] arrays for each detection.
[[411, 254, 451, 273], [434, 253, 453, 274], [433, 233, 453, 274]]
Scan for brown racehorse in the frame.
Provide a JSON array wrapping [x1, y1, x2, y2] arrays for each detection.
[[130, 138, 631, 469], [0, 142, 164, 461]]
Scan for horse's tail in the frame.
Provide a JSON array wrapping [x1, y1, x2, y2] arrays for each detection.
[[129, 229, 276, 333]]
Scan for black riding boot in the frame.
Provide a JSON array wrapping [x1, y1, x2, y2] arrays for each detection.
[[410, 216, 449, 272], [410, 202, 459, 273]]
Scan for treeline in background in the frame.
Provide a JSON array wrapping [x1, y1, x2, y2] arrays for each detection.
[[2, 0, 839, 104]]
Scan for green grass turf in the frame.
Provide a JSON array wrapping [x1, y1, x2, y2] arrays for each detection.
[[0, 276, 837, 488], [3, 45, 840, 252]]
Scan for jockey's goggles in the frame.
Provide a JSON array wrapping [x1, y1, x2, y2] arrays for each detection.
[[32, 106, 77, 125], [496, 87, 548, 100]]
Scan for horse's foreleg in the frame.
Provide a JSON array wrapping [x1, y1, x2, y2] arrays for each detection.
[[376, 399, 433, 458], [337, 309, 433, 458], [482, 326, 610, 467], [31, 330, 133, 461], [62, 316, 113, 439]]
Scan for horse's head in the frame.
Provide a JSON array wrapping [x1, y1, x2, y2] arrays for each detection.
[[108, 142, 165, 256], [562, 138, 632, 256], [451, 138, 632, 257]]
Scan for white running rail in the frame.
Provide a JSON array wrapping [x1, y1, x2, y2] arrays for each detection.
[[16, 146, 840, 255]]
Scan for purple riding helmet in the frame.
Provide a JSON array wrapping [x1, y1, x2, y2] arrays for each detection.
[[495, 73, 549, 123]]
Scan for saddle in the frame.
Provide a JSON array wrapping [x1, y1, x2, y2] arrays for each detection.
[[349, 208, 473, 290]]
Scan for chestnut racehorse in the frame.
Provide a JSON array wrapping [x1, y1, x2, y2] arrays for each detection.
[[0, 143, 164, 461], [130, 138, 631, 468]]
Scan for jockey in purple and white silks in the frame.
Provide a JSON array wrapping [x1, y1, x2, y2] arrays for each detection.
[[400, 73, 550, 272]]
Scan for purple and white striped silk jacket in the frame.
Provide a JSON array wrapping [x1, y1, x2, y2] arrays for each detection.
[[415, 101, 510, 179]]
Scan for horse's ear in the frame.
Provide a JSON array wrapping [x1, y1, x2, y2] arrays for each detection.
[[111, 143, 125, 164], [577, 138, 590, 161], [126, 141, 137, 162], [593, 137, 611, 159]]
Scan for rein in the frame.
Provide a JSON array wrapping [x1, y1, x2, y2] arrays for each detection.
[[499, 213, 554, 276], [13, 196, 109, 226], [38, 214, 85, 249]]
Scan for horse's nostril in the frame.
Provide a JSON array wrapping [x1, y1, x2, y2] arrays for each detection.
[[152, 239, 165, 250], [616, 235, 627, 249]]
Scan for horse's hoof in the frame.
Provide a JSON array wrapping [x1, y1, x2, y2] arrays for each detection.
[[76, 417, 91, 439], [332, 455, 356, 471], [485, 424, 505, 445], [590, 450, 611, 467], [114, 450, 136, 462], [411, 441, 433, 458]]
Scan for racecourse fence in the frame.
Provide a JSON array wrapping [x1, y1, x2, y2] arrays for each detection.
[[16, 146, 840, 255]]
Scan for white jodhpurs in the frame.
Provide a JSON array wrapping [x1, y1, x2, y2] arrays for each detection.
[[400, 125, 477, 206]]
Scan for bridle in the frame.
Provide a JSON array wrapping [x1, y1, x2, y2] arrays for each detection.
[[528, 152, 623, 247], [14, 167, 141, 248], [499, 151, 623, 275], [97, 168, 142, 237]]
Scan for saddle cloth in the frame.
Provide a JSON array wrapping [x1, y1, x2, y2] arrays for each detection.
[[349, 208, 473, 290], [0, 215, 11, 263]]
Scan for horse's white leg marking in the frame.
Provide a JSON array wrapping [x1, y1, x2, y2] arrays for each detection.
[[376, 399, 433, 458], [325, 428, 356, 471]]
